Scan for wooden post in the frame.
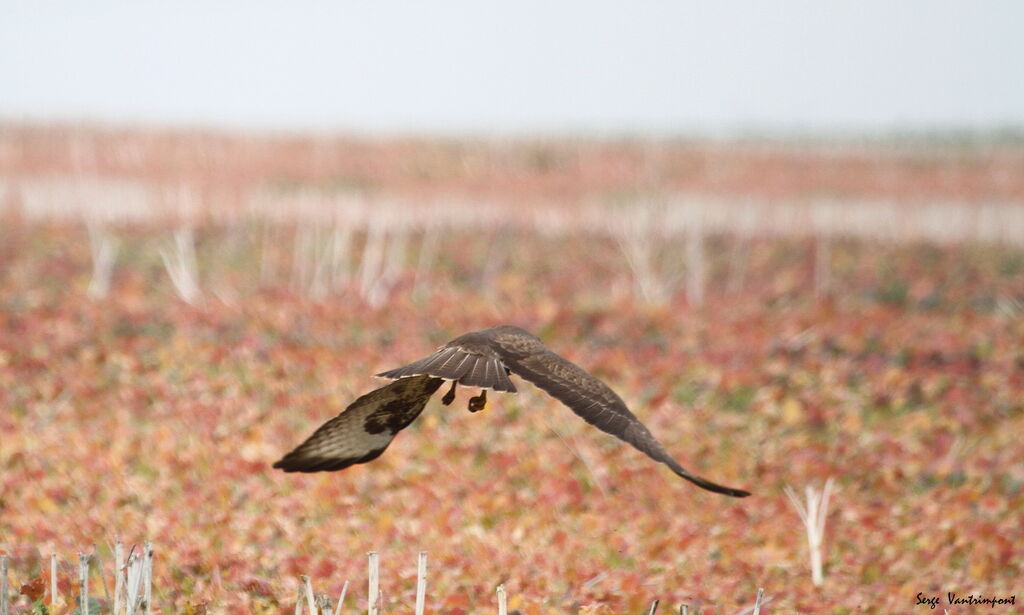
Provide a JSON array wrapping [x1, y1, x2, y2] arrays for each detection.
[[86, 221, 119, 299], [301, 575, 317, 615], [79, 553, 90, 615], [332, 580, 348, 615], [114, 542, 124, 615], [316, 594, 333, 615], [367, 552, 379, 615], [752, 588, 765, 615], [51, 554, 59, 612], [125, 550, 145, 615], [785, 478, 834, 586], [1, 553, 9, 615], [414, 552, 427, 615], [142, 542, 153, 615], [496, 585, 507, 615]]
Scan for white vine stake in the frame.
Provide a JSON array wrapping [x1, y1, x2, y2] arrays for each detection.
[[114, 542, 123, 615], [752, 588, 765, 615], [301, 575, 318, 615], [160, 227, 201, 305], [125, 550, 146, 615], [415, 552, 427, 615], [332, 580, 348, 615], [50, 553, 59, 611], [143, 542, 153, 615], [785, 478, 835, 586], [496, 584, 508, 615], [86, 221, 119, 299], [367, 552, 379, 615], [1, 553, 8, 615], [78, 553, 90, 615]]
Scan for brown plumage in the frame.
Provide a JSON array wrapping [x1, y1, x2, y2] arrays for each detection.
[[274, 375, 443, 472], [276, 325, 750, 498]]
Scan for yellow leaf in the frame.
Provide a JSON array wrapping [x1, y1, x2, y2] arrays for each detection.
[[782, 397, 803, 424], [34, 495, 60, 514]]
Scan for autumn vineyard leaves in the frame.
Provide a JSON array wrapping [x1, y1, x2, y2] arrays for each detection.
[[1, 126, 1023, 614]]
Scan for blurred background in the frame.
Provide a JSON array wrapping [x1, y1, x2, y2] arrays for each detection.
[[2, 3, 1023, 614], [3, 2, 1024, 305]]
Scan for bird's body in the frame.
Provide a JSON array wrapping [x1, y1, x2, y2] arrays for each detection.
[[275, 325, 750, 498]]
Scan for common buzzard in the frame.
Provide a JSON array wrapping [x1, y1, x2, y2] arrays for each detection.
[[274, 325, 750, 497]]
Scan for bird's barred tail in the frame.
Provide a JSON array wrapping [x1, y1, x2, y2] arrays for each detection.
[[377, 347, 517, 392]]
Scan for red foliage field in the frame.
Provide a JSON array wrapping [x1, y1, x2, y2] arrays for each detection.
[[4, 124, 1024, 210], [1, 127, 1023, 614]]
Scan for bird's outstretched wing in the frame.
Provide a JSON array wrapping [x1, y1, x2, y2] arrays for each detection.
[[274, 375, 443, 472], [379, 325, 751, 498]]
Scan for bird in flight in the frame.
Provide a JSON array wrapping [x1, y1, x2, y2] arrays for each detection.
[[274, 325, 750, 497]]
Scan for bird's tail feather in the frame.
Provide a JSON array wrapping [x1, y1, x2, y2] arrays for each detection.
[[377, 348, 517, 392]]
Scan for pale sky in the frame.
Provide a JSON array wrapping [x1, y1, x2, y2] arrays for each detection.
[[2, 1, 1022, 136]]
